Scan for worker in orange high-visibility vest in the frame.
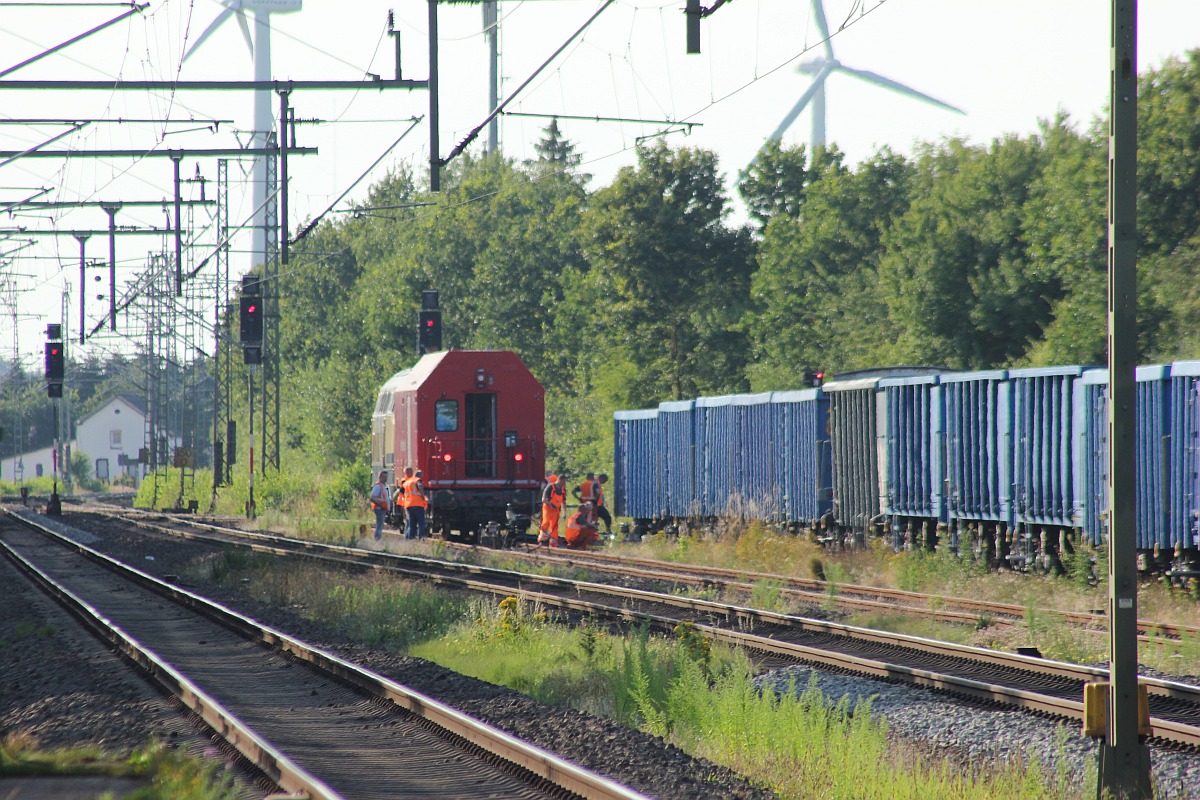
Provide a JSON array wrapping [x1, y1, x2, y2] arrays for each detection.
[[564, 503, 600, 550], [572, 472, 599, 522], [403, 470, 428, 540], [393, 466, 414, 530], [538, 474, 567, 546]]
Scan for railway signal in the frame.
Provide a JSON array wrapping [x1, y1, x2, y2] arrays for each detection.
[[418, 290, 442, 354], [802, 369, 824, 388], [44, 341, 64, 398], [240, 288, 263, 365]]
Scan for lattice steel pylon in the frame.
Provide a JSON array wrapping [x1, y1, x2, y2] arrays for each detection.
[[212, 159, 233, 504], [139, 251, 174, 509], [176, 190, 206, 509], [261, 130, 280, 473]]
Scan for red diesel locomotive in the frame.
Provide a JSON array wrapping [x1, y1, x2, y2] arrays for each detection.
[[371, 350, 545, 541]]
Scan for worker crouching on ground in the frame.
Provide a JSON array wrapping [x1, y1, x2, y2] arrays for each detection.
[[538, 474, 567, 547], [564, 503, 600, 550]]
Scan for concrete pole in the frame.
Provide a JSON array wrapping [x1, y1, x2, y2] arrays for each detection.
[[1100, 1, 1153, 796], [251, 9, 274, 270]]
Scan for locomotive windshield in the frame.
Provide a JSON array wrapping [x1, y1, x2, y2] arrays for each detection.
[[435, 400, 458, 432]]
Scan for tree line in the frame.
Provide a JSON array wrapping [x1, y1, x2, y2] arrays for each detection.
[[266, 53, 1200, 478]]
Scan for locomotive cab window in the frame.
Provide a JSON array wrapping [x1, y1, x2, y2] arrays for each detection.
[[435, 400, 459, 432]]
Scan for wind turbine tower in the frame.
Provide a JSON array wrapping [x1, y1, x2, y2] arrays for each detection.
[[769, 0, 964, 150], [185, 0, 303, 270]]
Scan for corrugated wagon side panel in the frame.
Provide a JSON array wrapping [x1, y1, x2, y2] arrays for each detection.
[[1080, 367, 1174, 550], [613, 411, 662, 520], [941, 371, 1008, 525], [1135, 367, 1171, 551], [736, 396, 777, 519], [827, 384, 881, 532], [771, 390, 830, 524], [1169, 361, 1200, 552], [660, 402, 697, 519], [1010, 368, 1084, 528], [1080, 373, 1108, 546], [880, 378, 938, 518], [696, 399, 736, 517]]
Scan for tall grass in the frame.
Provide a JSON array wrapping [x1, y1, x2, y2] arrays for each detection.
[[1, 734, 239, 800], [409, 597, 1087, 800]]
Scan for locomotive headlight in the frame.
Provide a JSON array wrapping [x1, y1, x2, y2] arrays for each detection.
[[504, 430, 518, 448], [475, 367, 486, 388]]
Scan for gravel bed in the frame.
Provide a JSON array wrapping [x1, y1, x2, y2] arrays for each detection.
[[754, 665, 1200, 798], [0, 525, 262, 799]]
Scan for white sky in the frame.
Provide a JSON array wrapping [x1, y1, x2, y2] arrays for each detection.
[[1, 0, 1198, 365]]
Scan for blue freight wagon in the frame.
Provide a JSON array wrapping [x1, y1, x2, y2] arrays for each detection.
[[613, 390, 833, 533], [1081, 362, 1200, 561]]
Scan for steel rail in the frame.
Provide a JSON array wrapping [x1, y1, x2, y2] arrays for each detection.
[[2, 509, 654, 800], [475, 539, 1200, 641], [0, 537, 342, 800], [490, 545, 1184, 647], [64, 507, 1200, 748]]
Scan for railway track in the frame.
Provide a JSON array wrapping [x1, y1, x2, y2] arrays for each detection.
[[453, 537, 1200, 642], [0, 509, 652, 800], [58, 506, 1200, 749]]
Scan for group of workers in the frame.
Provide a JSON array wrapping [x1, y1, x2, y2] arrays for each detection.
[[369, 467, 428, 541], [373, 466, 609, 549], [538, 471, 611, 550]]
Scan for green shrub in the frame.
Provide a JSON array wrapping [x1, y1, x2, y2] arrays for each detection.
[[320, 461, 371, 515], [133, 468, 214, 510]]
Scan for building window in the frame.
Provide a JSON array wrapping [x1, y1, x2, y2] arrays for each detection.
[[110, 430, 122, 448]]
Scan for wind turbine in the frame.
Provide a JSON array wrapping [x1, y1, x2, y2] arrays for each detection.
[[184, 0, 303, 268], [768, 0, 964, 149]]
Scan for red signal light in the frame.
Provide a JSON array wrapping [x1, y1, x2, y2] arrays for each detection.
[[425, 319, 434, 327], [247, 304, 257, 314], [513, 452, 524, 462], [443, 453, 453, 462], [815, 371, 824, 381]]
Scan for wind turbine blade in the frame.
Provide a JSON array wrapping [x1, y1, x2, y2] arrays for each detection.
[[235, 8, 254, 57], [837, 64, 965, 115], [811, 0, 834, 60], [183, 5, 235, 61], [767, 62, 834, 142]]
